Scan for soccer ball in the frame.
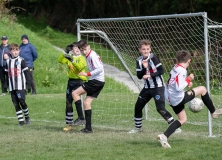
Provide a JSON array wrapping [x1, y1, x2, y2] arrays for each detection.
[[188, 97, 204, 113]]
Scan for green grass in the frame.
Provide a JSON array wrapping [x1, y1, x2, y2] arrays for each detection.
[[1, 94, 222, 160]]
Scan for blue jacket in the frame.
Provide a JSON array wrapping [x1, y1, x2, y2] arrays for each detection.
[[19, 42, 38, 67], [0, 44, 10, 67]]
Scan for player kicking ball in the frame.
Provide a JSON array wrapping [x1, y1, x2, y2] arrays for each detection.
[[157, 50, 222, 148]]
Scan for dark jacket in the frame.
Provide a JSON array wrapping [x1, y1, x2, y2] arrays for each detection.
[[0, 44, 10, 67], [19, 42, 38, 67]]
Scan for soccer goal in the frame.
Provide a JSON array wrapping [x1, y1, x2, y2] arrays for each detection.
[[77, 12, 222, 136]]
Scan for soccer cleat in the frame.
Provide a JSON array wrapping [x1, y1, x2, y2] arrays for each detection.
[[0, 93, 6, 96], [127, 128, 143, 134], [63, 124, 74, 131], [18, 121, 25, 126], [157, 134, 171, 148], [212, 109, 222, 119], [174, 128, 182, 134], [80, 128, 93, 133], [25, 117, 31, 125], [73, 118, 86, 126]]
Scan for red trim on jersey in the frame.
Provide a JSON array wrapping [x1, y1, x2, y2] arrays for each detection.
[[185, 77, 191, 85], [86, 50, 92, 58], [87, 72, 91, 76], [177, 63, 185, 68], [175, 74, 179, 86]]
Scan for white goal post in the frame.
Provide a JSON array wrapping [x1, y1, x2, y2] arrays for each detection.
[[77, 12, 222, 136]]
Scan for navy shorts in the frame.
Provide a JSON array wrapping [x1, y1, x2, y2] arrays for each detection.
[[66, 79, 83, 103], [172, 89, 195, 114], [82, 79, 105, 98]]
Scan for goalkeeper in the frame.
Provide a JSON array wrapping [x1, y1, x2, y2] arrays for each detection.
[[58, 42, 87, 131]]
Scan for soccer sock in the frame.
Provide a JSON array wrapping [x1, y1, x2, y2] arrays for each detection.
[[75, 100, 84, 120], [16, 110, 24, 123], [66, 112, 73, 124], [23, 108, 29, 119], [201, 92, 215, 113], [134, 117, 142, 129], [85, 109, 92, 131], [157, 109, 174, 124], [164, 120, 181, 138]]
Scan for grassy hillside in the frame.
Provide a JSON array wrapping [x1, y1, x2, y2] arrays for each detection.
[[0, 17, 78, 94]]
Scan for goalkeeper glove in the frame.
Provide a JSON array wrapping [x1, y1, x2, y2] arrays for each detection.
[[64, 54, 73, 62], [64, 44, 74, 53]]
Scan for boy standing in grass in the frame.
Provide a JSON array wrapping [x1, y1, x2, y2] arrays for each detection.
[[4, 43, 31, 126], [128, 39, 180, 134], [72, 40, 105, 133], [58, 42, 88, 131], [157, 50, 222, 148]]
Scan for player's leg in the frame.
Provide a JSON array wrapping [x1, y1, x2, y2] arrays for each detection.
[[81, 96, 94, 132], [18, 90, 31, 125], [192, 86, 222, 118], [128, 88, 149, 133], [153, 87, 174, 124], [157, 105, 184, 148], [71, 80, 85, 126], [72, 86, 86, 102], [11, 91, 25, 125], [79, 80, 105, 133]]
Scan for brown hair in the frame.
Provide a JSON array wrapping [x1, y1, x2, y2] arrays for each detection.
[[78, 40, 88, 50], [10, 43, 19, 50], [138, 39, 152, 48], [176, 50, 191, 63]]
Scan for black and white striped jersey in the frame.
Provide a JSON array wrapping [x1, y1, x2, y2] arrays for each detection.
[[5, 56, 29, 91], [136, 53, 165, 89]]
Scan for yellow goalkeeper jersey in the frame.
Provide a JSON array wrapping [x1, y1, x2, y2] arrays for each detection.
[[58, 53, 88, 81]]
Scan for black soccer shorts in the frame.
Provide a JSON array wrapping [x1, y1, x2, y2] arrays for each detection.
[[82, 79, 105, 98]]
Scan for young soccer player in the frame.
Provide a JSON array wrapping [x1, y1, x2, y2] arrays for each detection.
[[72, 40, 105, 133], [128, 39, 181, 134], [58, 42, 88, 131], [157, 50, 222, 148], [4, 43, 31, 126]]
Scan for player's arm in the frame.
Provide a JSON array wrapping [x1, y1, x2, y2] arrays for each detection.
[[73, 56, 87, 72], [136, 59, 146, 79], [175, 71, 189, 91], [58, 53, 70, 64], [150, 56, 164, 78], [21, 59, 31, 85], [86, 54, 103, 76]]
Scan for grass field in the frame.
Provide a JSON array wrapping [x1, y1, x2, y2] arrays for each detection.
[[1, 93, 222, 160]]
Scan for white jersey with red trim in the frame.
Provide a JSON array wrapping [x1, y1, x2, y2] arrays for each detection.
[[86, 50, 104, 82], [165, 64, 189, 106]]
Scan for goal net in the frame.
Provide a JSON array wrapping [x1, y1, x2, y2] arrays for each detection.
[[77, 12, 222, 136]]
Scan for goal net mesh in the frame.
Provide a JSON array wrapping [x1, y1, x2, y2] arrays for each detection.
[[77, 13, 222, 135]]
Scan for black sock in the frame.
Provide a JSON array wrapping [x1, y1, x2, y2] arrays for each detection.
[[164, 120, 181, 138], [85, 109, 92, 131], [201, 92, 215, 113], [75, 100, 84, 120]]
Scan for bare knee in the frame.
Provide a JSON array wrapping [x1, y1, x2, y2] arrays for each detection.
[[178, 117, 187, 125], [83, 100, 91, 110]]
